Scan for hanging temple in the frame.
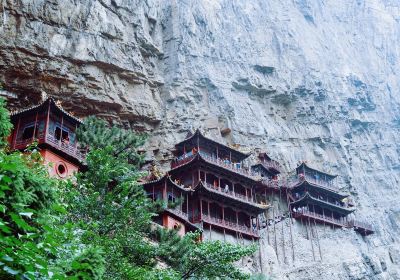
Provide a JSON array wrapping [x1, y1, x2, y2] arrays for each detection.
[[7, 99, 374, 244]]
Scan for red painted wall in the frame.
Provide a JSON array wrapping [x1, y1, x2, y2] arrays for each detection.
[[40, 149, 79, 178], [163, 214, 186, 236]]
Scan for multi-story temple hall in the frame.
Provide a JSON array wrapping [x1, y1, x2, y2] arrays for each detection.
[[143, 129, 270, 242], [287, 162, 373, 235], [8, 98, 84, 178]]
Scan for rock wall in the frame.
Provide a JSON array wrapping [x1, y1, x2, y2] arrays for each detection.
[[1, 0, 400, 279]]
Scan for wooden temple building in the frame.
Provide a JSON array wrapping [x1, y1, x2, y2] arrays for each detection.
[[8, 98, 84, 178], [5, 96, 373, 238], [287, 163, 373, 235], [143, 129, 269, 241]]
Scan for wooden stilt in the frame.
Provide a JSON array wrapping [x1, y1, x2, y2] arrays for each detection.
[[272, 207, 279, 262], [307, 217, 316, 262]]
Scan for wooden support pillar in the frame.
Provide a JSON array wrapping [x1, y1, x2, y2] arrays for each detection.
[[199, 169, 202, 182], [74, 123, 78, 153], [207, 201, 210, 218], [245, 188, 248, 201], [12, 116, 21, 149], [59, 114, 64, 146], [236, 211, 239, 226], [186, 193, 189, 215], [222, 206, 225, 221], [152, 185, 155, 200], [32, 111, 39, 141], [216, 146, 219, 160], [229, 151, 232, 162], [218, 177, 221, 188], [163, 180, 167, 203], [200, 198, 203, 219]]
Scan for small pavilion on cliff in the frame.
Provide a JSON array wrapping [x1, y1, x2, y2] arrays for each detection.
[[287, 162, 373, 235], [8, 98, 85, 178]]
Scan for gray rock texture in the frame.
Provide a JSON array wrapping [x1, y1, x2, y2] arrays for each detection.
[[1, 0, 400, 279]]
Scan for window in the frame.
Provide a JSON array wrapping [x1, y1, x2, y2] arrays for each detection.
[[56, 162, 68, 178], [168, 193, 176, 203], [54, 127, 70, 143], [22, 125, 35, 140]]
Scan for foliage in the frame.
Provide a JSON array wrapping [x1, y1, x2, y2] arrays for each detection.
[[0, 148, 55, 279], [156, 230, 257, 279], [0, 97, 12, 147], [76, 116, 146, 167]]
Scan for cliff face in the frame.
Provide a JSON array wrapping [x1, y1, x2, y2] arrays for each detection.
[[1, 0, 400, 279]]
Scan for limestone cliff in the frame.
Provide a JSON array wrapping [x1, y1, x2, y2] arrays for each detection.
[[1, 0, 399, 279]]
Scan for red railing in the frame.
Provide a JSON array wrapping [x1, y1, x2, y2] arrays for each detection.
[[200, 214, 259, 237]]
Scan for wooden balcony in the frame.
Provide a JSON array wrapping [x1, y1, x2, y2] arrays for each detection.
[[14, 133, 85, 162], [292, 209, 348, 228], [260, 160, 281, 173], [348, 220, 374, 235], [171, 151, 260, 181], [202, 182, 267, 210], [195, 214, 259, 238]]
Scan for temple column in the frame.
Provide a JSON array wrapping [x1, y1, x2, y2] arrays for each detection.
[[186, 193, 189, 215], [59, 114, 64, 146], [163, 181, 167, 203], [32, 111, 39, 141], [12, 116, 21, 149], [200, 198, 203, 219]]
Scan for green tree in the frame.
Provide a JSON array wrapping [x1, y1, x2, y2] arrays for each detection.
[[0, 98, 104, 280]]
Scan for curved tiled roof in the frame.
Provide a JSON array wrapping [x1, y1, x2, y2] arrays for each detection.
[[296, 162, 337, 179], [10, 98, 83, 124], [290, 192, 355, 215], [175, 129, 250, 161]]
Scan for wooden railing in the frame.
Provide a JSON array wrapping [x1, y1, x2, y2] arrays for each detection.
[[260, 160, 281, 172], [46, 134, 85, 161], [15, 133, 85, 162], [292, 209, 347, 227], [198, 152, 259, 179], [171, 151, 260, 180], [290, 192, 353, 211], [166, 207, 188, 220], [347, 220, 374, 232], [289, 174, 337, 191], [202, 182, 264, 207], [200, 214, 259, 237]]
